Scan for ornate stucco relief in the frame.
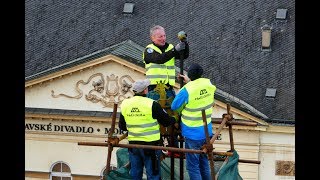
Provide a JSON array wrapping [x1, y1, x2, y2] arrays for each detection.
[[51, 73, 135, 107], [275, 160, 295, 176]]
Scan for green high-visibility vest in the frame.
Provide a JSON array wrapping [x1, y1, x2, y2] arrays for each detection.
[[182, 78, 216, 127], [143, 44, 176, 85], [121, 96, 160, 142]]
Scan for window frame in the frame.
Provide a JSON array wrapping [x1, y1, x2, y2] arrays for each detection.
[[50, 161, 73, 180]]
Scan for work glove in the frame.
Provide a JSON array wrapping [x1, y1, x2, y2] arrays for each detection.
[[173, 114, 179, 122], [172, 112, 180, 129], [174, 41, 186, 52], [174, 122, 179, 130]]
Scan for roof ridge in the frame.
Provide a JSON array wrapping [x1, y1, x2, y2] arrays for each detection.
[[215, 88, 269, 119]]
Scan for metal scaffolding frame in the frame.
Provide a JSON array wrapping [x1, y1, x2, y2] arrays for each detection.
[[78, 103, 261, 180]]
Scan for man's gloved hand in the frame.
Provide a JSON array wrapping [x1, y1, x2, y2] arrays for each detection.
[[173, 114, 179, 122], [173, 114, 180, 129], [174, 122, 179, 130], [174, 41, 186, 52]]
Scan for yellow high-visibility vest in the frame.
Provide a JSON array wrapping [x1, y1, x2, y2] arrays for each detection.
[[181, 78, 216, 127], [121, 96, 160, 142], [143, 44, 175, 85]]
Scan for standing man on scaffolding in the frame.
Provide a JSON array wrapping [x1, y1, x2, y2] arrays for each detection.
[[171, 63, 217, 180], [143, 25, 189, 100], [119, 79, 178, 180]]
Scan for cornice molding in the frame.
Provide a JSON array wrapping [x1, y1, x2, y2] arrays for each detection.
[[25, 113, 113, 123], [25, 54, 145, 88], [214, 100, 269, 126], [265, 125, 295, 134]]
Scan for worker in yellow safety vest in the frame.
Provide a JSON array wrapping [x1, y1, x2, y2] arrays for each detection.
[[171, 63, 217, 180], [143, 25, 189, 101], [119, 79, 178, 180]]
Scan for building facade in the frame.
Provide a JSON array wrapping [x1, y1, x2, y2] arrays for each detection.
[[25, 53, 294, 180]]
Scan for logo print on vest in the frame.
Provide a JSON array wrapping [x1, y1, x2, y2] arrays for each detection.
[[131, 107, 140, 112], [200, 89, 207, 95]]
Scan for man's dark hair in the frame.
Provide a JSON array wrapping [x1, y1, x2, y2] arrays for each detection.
[[187, 63, 203, 80]]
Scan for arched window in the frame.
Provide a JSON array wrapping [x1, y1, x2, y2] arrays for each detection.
[[100, 165, 117, 180], [50, 161, 72, 180]]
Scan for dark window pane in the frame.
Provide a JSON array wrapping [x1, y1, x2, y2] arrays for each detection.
[[52, 163, 62, 172], [52, 176, 61, 180], [62, 177, 71, 180], [62, 163, 71, 172]]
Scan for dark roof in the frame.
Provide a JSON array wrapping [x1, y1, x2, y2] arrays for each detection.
[[25, 0, 295, 122], [25, 40, 144, 81]]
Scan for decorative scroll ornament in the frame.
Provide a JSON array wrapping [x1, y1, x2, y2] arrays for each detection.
[[51, 73, 135, 108], [275, 160, 295, 176]]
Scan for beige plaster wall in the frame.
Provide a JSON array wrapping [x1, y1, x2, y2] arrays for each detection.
[[25, 139, 120, 176], [25, 61, 144, 112], [25, 56, 294, 179], [258, 131, 295, 180], [25, 117, 126, 176], [213, 128, 260, 179], [25, 119, 295, 180]]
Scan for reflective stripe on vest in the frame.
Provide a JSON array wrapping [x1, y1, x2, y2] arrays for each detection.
[[143, 44, 176, 85], [182, 78, 216, 127], [121, 96, 160, 142]]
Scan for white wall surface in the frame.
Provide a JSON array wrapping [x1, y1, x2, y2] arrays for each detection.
[[25, 61, 144, 112], [25, 139, 120, 176], [25, 56, 295, 180], [258, 131, 295, 180]]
